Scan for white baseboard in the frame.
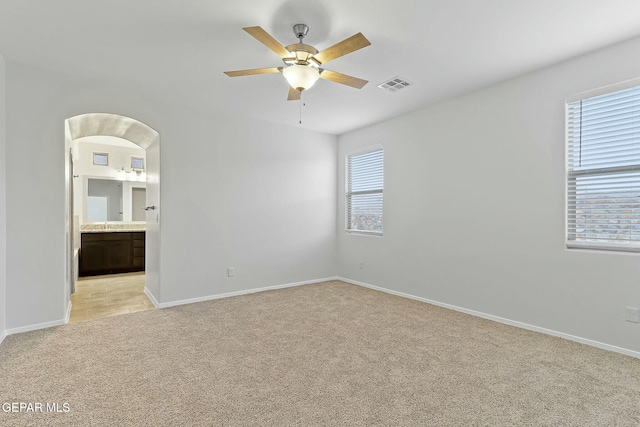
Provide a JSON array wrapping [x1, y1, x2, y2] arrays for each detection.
[[154, 276, 339, 309], [0, 330, 7, 346], [65, 301, 72, 324], [4, 278, 338, 334], [144, 287, 160, 309], [338, 277, 640, 360], [6, 318, 67, 336]]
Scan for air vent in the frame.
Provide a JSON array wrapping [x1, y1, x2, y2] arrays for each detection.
[[377, 76, 412, 92]]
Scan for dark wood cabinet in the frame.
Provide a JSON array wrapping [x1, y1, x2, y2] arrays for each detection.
[[80, 240, 108, 273], [80, 232, 145, 276], [132, 233, 145, 268]]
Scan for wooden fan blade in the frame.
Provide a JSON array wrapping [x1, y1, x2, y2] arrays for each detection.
[[320, 69, 368, 89], [287, 86, 301, 101], [243, 26, 290, 58], [224, 67, 282, 77], [313, 32, 371, 64]]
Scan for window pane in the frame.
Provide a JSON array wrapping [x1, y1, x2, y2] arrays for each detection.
[[569, 172, 640, 244], [93, 153, 108, 166], [347, 148, 383, 234], [131, 157, 144, 169], [567, 84, 640, 250], [348, 193, 383, 233]]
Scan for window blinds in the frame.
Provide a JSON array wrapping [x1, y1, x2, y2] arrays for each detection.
[[567, 85, 640, 251], [346, 148, 383, 234]]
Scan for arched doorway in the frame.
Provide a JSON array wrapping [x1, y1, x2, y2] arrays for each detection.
[[64, 113, 161, 320]]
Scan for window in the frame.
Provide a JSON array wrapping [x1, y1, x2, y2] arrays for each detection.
[[93, 152, 109, 166], [131, 156, 145, 170], [567, 82, 640, 252], [346, 147, 383, 235]]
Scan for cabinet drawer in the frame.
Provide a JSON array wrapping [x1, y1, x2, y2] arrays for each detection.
[[82, 233, 105, 242], [104, 232, 131, 241], [133, 247, 144, 257], [133, 239, 145, 248], [132, 232, 145, 240]]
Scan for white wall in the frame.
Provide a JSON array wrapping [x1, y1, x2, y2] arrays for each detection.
[[75, 140, 146, 178], [157, 105, 337, 303], [338, 36, 640, 354], [5, 61, 337, 329], [0, 54, 6, 341]]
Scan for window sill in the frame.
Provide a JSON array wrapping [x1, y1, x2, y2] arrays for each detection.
[[346, 230, 383, 237], [566, 241, 640, 253]]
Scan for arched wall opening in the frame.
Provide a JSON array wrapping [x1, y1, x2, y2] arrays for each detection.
[[64, 113, 161, 319]]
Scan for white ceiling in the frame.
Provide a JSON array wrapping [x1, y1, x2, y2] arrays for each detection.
[[75, 136, 141, 150], [2, 0, 640, 135]]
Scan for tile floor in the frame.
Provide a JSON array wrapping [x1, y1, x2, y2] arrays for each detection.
[[70, 272, 155, 323]]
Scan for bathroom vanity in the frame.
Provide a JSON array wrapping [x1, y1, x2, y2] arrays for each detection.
[[79, 228, 145, 277]]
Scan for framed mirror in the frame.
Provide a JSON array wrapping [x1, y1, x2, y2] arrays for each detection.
[[85, 178, 146, 223]]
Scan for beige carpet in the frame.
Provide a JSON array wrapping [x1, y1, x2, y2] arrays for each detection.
[[0, 280, 639, 426]]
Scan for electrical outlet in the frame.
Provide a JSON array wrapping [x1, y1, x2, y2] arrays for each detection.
[[625, 307, 639, 323], [227, 267, 235, 277], [359, 261, 363, 270]]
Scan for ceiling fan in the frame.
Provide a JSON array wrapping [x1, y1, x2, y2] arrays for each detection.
[[224, 24, 371, 101]]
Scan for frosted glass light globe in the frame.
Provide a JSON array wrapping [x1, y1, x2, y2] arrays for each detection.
[[283, 64, 320, 91]]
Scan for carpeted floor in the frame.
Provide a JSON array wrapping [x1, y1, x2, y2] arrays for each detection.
[[0, 280, 639, 426]]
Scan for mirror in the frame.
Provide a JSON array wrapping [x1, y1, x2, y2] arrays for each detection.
[[86, 178, 146, 223]]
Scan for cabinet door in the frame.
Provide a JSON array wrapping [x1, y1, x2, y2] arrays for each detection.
[[107, 239, 132, 270], [80, 241, 108, 275]]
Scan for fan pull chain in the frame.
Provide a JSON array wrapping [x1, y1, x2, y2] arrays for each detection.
[[299, 91, 306, 125]]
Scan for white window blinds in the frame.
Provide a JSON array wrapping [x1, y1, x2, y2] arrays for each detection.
[[346, 148, 383, 235], [567, 84, 640, 251]]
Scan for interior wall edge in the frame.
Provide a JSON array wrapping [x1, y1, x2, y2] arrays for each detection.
[[151, 276, 339, 309], [144, 287, 160, 309], [5, 318, 67, 336], [0, 52, 6, 344], [65, 301, 71, 324]]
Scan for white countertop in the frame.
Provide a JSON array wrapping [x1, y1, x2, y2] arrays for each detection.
[[81, 224, 146, 233]]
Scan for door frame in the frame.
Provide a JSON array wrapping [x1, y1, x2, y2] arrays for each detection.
[[64, 113, 161, 319]]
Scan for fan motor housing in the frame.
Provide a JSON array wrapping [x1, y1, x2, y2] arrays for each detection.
[[284, 43, 319, 65]]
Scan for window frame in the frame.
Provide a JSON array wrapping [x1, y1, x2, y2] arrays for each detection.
[[92, 152, 109, 166], [131, 156, 145, 170], [565, 77, 640, 253], [345, 145, 384, 236]]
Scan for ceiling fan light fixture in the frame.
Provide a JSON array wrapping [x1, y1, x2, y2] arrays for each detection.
[[225, 25, 371, 100], [294, 50, 310, 62], [283, 64, 319, 91]]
